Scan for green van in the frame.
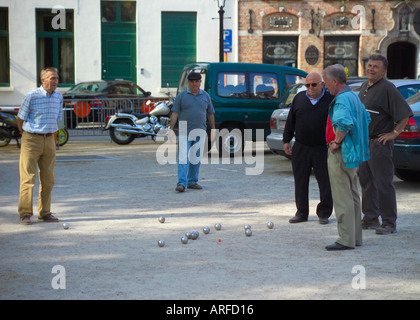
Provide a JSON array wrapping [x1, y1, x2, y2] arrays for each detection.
[[177, 62, 307, 156]]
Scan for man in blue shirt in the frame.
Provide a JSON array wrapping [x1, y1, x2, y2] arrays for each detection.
[[169, 72, 215, 192], [17, 67, 63, 225], [322, 64, 370, 251]]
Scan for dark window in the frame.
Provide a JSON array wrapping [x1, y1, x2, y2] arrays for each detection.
[[0, 7, 10, 86], [324, 36, 359, 77], [36, 9, 74, 86], [263, 36, 298, 67]]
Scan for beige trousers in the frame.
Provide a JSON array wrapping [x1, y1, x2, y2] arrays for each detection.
[[18, 131, 56, 218], [327, 149, 362, 248]]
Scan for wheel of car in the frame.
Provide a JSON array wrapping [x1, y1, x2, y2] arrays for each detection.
[[394, 168, 420, 181], [217, 126, 244, 158], [109, 119, 136, 145]]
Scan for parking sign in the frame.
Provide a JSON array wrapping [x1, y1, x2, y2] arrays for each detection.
[[224, 29, 232, 52]]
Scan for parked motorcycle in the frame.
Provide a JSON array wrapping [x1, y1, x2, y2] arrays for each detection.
[[0, 110, 69, 148], [0, 111, 21, 147], [105, 90, 175, 145]]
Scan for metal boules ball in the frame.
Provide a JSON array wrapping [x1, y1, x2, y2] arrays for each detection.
[[62, 222, 70, 230], [244, 224, 251, 230], [214, 223, 222, 231], [158, 216, 165, 223], [157, 239, 165, 247], [191, 231, 199, 240], [181, 236, 188, 244], [185, 232, 192, 239], [245, 228, 252, 237], [267, 221, 274, 229], [203, 226, 210, 234]]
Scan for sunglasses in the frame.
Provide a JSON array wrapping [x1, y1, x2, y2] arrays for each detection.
[[305, 82, 321, 88]]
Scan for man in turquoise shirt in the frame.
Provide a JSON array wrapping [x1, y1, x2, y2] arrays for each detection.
[[322, 64, 370, 251]]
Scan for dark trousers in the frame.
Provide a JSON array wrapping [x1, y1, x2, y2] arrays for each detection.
[[359, 139, 397, 228], [291, 141, 333, 219]]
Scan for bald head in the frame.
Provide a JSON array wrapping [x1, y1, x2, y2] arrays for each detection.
[[305, 72, 324, 99]]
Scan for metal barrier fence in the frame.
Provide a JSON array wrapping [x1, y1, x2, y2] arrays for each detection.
[[63, 97, 168, 135]]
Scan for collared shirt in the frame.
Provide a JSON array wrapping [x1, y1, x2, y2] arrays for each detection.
[[172, 88, 215, 135], [306, 88, 325, 105], [358, 78, 413, 137], [18, 85, 63, 134]]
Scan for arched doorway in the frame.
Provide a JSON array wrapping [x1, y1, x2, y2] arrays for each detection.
[[387, 42, 416, 79]]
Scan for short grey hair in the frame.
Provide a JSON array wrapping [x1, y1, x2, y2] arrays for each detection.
[[40, 67, 58, 80], [322, 64, 347, 84]]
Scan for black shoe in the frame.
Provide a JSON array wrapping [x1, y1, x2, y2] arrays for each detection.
[[325, 242, 354, 251], [289, 216, 308, 224], [175, 184, 185, 192], [362, 218, 380, 230], [319, 217, 329, 225], [187, 183, 202, 190], [375, 225, 396, 235]]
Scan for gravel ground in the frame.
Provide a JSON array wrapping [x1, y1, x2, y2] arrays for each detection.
[[0, 137, 419, 301]]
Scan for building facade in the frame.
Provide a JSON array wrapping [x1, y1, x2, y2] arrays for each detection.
[[2, 0, 420, 108], [0, 0, 238, 107], [238, 0, 420, 79]]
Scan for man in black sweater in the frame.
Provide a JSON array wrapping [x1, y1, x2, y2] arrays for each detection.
[[283, 72, 333, 224]]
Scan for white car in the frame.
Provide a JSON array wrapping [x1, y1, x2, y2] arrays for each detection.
[[266, 83, 306, 158]]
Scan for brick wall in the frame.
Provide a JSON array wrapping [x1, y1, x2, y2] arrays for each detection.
[[238, 0, 419, 77]]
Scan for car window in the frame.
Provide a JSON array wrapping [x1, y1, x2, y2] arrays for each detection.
[[131, 84, 145, 95], [398, 84, 420, 100], [249, 72, 279, 99], [406, 91, 420, 105], [279, 84, 306, 108], [109, 84, 133, 95], [217, 72, 248, 98], [285, 74, 306, 90], [68, 82, 105, 93]]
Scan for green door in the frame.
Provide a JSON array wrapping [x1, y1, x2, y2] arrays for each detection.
[[101, 1, 137, 82], [161, 12, 196, 87]]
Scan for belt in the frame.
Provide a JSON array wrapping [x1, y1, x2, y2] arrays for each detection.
[[26, 131, 53, 137]]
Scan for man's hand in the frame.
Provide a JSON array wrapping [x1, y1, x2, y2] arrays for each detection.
[[168, 129, 176, 143], [284, 142, 292, 156], [210, 129, 217, 144], [328, 141, 341, 154], [378, 131, 399, 144]]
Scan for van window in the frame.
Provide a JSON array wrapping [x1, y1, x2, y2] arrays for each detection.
[[249, 73, 279, 99], [285, 74, 306, 90], [217, 72, 248, 98], [178, 69, 206, 93]]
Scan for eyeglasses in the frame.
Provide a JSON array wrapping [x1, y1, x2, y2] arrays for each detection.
[[305, 82, 321, 88]]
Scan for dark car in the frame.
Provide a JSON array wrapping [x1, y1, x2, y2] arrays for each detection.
[[63, 80, 152, 129], [393, 92, 420, 181]]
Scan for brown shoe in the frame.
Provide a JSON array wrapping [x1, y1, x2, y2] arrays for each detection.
[[38, 213, 59, 222], [20, 215, 32, 225], [187, 183, 202, 190], [175, 184, 185, 192]]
